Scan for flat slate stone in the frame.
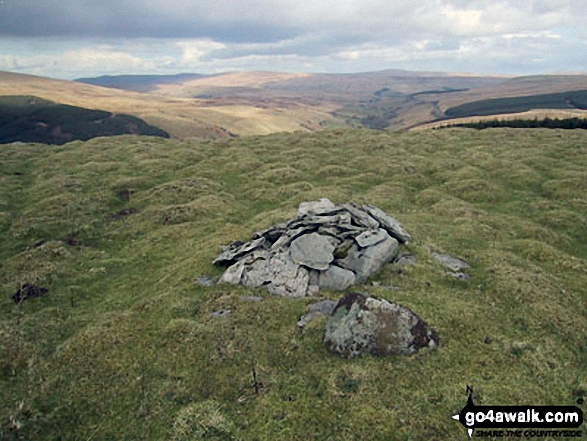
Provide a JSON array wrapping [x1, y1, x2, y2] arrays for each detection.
[[362, 205, 412, 244], [395, 252, 417, 266], [431, 252, 470, 272], [290, 233, 335, 270], [340, 203, 380, 229], [298, 198, 336, 216], [213, 237, 267, 265], [354, 228, 388, 248]]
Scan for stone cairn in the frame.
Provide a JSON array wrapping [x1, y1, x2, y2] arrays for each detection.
[[214, 198, 412, 297]]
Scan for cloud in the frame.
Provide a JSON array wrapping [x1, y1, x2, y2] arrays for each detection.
[[0, 0, 585, 77]]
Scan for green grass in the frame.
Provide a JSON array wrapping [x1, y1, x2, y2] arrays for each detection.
[[1, 129, 586, 440], [445, 90, 587, 118]]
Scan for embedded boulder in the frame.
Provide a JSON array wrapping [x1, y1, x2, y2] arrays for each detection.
[[324, 292, 438, 358], [214, 199, 411, 297]]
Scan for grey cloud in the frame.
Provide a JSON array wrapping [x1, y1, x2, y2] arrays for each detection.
[[0, 0, 585, 78]]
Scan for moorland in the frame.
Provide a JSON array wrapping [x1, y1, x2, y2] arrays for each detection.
[[1, 128, 586, 440]]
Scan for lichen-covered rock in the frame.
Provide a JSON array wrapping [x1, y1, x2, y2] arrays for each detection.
[[324, 292, 438, 358]]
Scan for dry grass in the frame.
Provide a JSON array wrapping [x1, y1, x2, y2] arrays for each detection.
[[0, 72, 337, 138]]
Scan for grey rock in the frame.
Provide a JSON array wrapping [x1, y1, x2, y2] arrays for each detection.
[[218, 260, 247, 285], [355, 228, 388, 248], [395, 252, 417, 266], [242, 254, 272, 287], [292, 212, 352, 228], [195, 275, 216, 286], [270, 226, 315, 250], [324, 292, 439, 358], [290, 233, 335, 271], [210, 309, 231, 318], [214, 199, 412, 297], [362, 205, 412, 244], [265, 252, 310, 297], [432, 252, 470, 272], [213, 237, 267, 265], [448, 271, 470, 281], [240, 296, 264, 302], [297, 300, 338, 328], [340, 203, 380, 229], [318, 265, 356, 291], [298, 198, 336, 216], [252, 222, 288, 242], [308, 299, 338, 316], [338, 232, 399, 283]]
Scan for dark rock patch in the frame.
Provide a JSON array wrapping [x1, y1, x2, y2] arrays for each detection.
[[12, 284, 48, 303], [117, 189, 134, 201], [109, 208, 138, 220]]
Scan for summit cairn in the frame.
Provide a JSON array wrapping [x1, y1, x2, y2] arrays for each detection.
[[214, 198, 411, 297]]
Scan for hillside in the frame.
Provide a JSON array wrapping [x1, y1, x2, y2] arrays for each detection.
[[0, 71, 339, 139], [0, 95, 169, 144], [4, 69, 587, 139], [1, 129, 585, 439], [76, 73, 207, 93]]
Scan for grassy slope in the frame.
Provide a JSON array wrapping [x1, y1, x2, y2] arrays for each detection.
[[1, 129, 586, 440], [0, 95, 169, 145], [0, 72, 338, 139]]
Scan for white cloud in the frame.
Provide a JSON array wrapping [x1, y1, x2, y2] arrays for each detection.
[[175, 40, 226, 65]]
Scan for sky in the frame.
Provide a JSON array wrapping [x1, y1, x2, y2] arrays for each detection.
[[0, 0, 585, 79]]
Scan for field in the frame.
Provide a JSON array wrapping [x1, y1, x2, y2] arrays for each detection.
[[1, 128, 586, 440]]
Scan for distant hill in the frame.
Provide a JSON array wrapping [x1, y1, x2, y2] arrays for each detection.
[[0, 95, 169, 145], [75, 73, 208, 92], [444, 89, 587, 118], [4, 70, 587, 136], [0, 71, 338, 138]]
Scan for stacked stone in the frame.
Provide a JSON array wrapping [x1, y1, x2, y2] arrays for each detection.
[[214, 198, 411, 297]]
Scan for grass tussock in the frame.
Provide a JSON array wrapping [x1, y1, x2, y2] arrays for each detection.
[[0, 128, 586, 440]]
